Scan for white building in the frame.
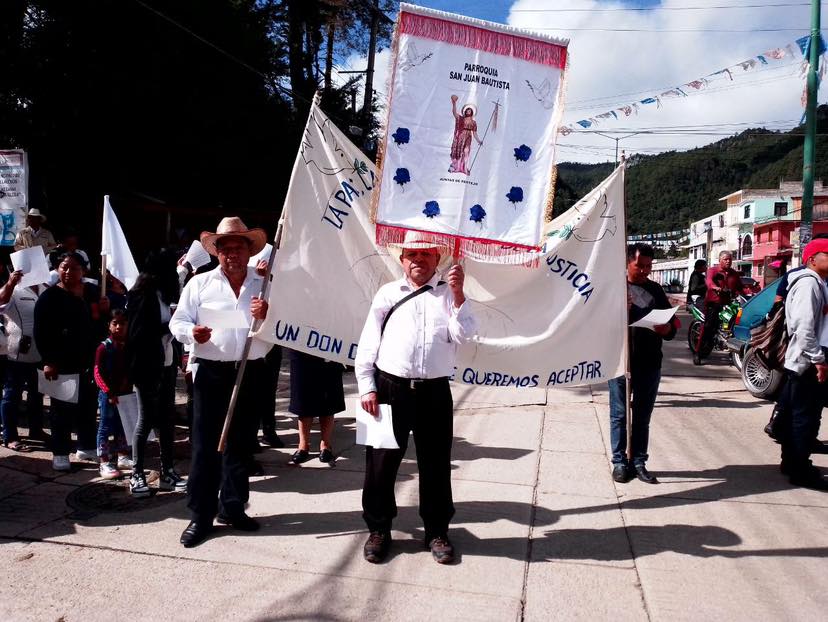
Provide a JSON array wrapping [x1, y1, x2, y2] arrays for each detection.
[[686, 210, 728, 275]]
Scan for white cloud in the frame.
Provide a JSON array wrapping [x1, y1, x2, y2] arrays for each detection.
[[336, 2, 822, 163], [506, 0, 819, 163]]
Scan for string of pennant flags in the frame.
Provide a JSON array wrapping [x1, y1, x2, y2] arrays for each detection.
[[627, 228, 690, 242], [560, 34, 827, 135]]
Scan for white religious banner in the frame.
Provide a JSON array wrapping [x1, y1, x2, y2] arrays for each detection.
[[371, 4, 569, 261], [256, 105, 627, 389], [101, 195, 140, 290], [0, 150, 29, 247]]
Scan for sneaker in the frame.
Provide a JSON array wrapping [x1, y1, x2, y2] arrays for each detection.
[[159, 468, 187, 492], [75, 449, 98, 462], [52, 455, 71, 472], [116, 455, 134, 471], [130, 471, 151, 498], [99, 463, 121, 480]]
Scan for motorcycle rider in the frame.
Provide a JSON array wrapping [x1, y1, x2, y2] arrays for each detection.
[[686, 259, 708, 305], [694, 250, 744, 365]]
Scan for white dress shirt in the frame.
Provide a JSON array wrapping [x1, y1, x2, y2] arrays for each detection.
[[170, 265, 271, 361], [355, 272, 477, 396]]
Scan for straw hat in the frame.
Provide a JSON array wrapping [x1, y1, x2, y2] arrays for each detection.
[[27, 208, 46, 221], [387, 229, 453, 269], [200, 217, 267, 257]]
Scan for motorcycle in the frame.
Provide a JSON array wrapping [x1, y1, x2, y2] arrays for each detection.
[[687, 294, 748, 365]]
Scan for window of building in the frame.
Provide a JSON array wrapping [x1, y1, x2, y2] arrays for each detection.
[[774, 201, 788, 217], [742, 235, 752, 257], [744, 204, 751, 219], [718, 215, 725, 228]]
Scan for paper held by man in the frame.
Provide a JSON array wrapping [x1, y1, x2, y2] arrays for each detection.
[[355, 403, 399, 449], [630, 306, 678, 331]]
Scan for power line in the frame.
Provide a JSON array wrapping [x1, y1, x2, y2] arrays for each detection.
[[512, 2, 817, 12], [527, 26, 809, 33]]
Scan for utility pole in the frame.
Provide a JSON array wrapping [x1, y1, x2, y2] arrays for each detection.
[[362, 0, 380, 135], [799, 0, 822, 253], [592, 132, 641, 166]]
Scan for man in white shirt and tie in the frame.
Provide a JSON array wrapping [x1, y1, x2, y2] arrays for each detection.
[[170, 217, 271, 547], [355, 230, 477, 564]]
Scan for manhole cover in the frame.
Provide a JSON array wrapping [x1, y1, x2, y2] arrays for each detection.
[[65, 471, 184, 519]]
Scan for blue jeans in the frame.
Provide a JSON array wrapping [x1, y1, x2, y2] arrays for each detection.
[[96, 391, 129, 460], [608, 366, 662, 467]]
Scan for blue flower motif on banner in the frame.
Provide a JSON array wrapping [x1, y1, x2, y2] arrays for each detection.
[[576, 119, 592, 128], [513, 144, 532, 162], [423, 201, 440, 218], [506, 187, 523, 204], [393, 167, 410, 187], [392, 127, 410, 145], [469, 204, 486, 223]]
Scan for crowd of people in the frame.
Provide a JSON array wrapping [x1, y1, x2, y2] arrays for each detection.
[[2, 208, 827, 566]]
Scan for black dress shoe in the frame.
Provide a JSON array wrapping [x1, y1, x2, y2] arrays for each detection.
[[216, 513, 260, 531], [612, 464, 630, 483], [287, 449, 311, 466], [247, 459, 265, 476], [789, 471, 828, 490], [426, 535, 455, 564], [634, 465, 659, 484], [180, 521, 212, 548], [363, 530, 391, 563], [319, 448, 335, 465]]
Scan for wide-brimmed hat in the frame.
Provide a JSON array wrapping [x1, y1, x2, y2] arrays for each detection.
[[387, 229, 453, 269], [27, 208, 46, 221], [200, 217, 267, 257]]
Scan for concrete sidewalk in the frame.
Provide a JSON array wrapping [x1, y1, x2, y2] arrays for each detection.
[[2, 320, 827, 621]]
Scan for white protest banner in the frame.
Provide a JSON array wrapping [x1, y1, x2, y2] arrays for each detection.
[[0, 150, 28, 247], [101, 195, 140, 290], [371, 4, 568, 260], [10, 246, 51, 288], [256, 105, 626, 389]]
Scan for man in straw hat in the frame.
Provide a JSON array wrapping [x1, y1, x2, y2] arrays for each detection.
[[355, 230, 477, 564], [14, 208, 56, 254], [170, 217, 272, 547]]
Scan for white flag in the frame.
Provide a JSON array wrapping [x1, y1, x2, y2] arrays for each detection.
[[101, 195, 139, 290]]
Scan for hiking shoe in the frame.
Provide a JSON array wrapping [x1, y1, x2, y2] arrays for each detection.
[[130, 471, 151, 498], [99, 463, 121, 480], [159, 468, 187, 492], [75, 449, 98, 462], [363, 530, 391, 564], [117, 455, 134, 470], [52, 455, 71, 472], [426, 535, 456, 564]]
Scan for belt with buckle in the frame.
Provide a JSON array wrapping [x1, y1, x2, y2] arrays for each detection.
[[376, 368, 447, 389]]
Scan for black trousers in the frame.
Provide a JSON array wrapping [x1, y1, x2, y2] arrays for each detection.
[[362, 369, 454, 538], [697, 302, 722, 358], [50, 370, 96, 456], [188, 358, 267, 523], [779, 367, 824, 475]]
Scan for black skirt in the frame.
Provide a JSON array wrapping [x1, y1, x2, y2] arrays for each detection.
[[288, 349, 345, 418]]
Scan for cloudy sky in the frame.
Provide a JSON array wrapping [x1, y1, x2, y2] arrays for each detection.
[[335, 0, 824, 163]]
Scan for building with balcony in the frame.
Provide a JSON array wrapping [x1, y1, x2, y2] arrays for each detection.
[[686, 210, 728, 275]]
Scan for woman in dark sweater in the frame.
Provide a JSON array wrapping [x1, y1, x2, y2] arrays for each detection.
[[126, 249, 186, 496], [34, 252, 110, 471]]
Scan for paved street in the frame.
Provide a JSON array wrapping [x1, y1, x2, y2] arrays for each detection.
[[1, 311, 827, 621]]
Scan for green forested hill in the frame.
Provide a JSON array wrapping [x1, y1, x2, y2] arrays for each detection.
[[553, 105, 828, 235]]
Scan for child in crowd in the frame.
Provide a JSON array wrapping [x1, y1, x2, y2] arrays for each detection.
[[93, 309, 133, 480]]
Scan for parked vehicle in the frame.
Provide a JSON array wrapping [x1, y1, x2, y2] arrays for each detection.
[[725, 283, 784, 399], [687, 295, 745, 361]]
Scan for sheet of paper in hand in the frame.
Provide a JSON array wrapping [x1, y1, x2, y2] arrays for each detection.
[[371, 3, 569, 262]]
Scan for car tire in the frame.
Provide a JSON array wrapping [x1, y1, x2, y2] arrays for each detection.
[[741, 347, 783, 399]]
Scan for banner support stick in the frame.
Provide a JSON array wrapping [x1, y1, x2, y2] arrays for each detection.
[[217, 220, 284, 452], [620, 161, 632, 465], [100, 254, 108, 299]]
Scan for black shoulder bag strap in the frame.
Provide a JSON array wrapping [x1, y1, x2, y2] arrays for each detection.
[[380, 281, 446, 336]]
